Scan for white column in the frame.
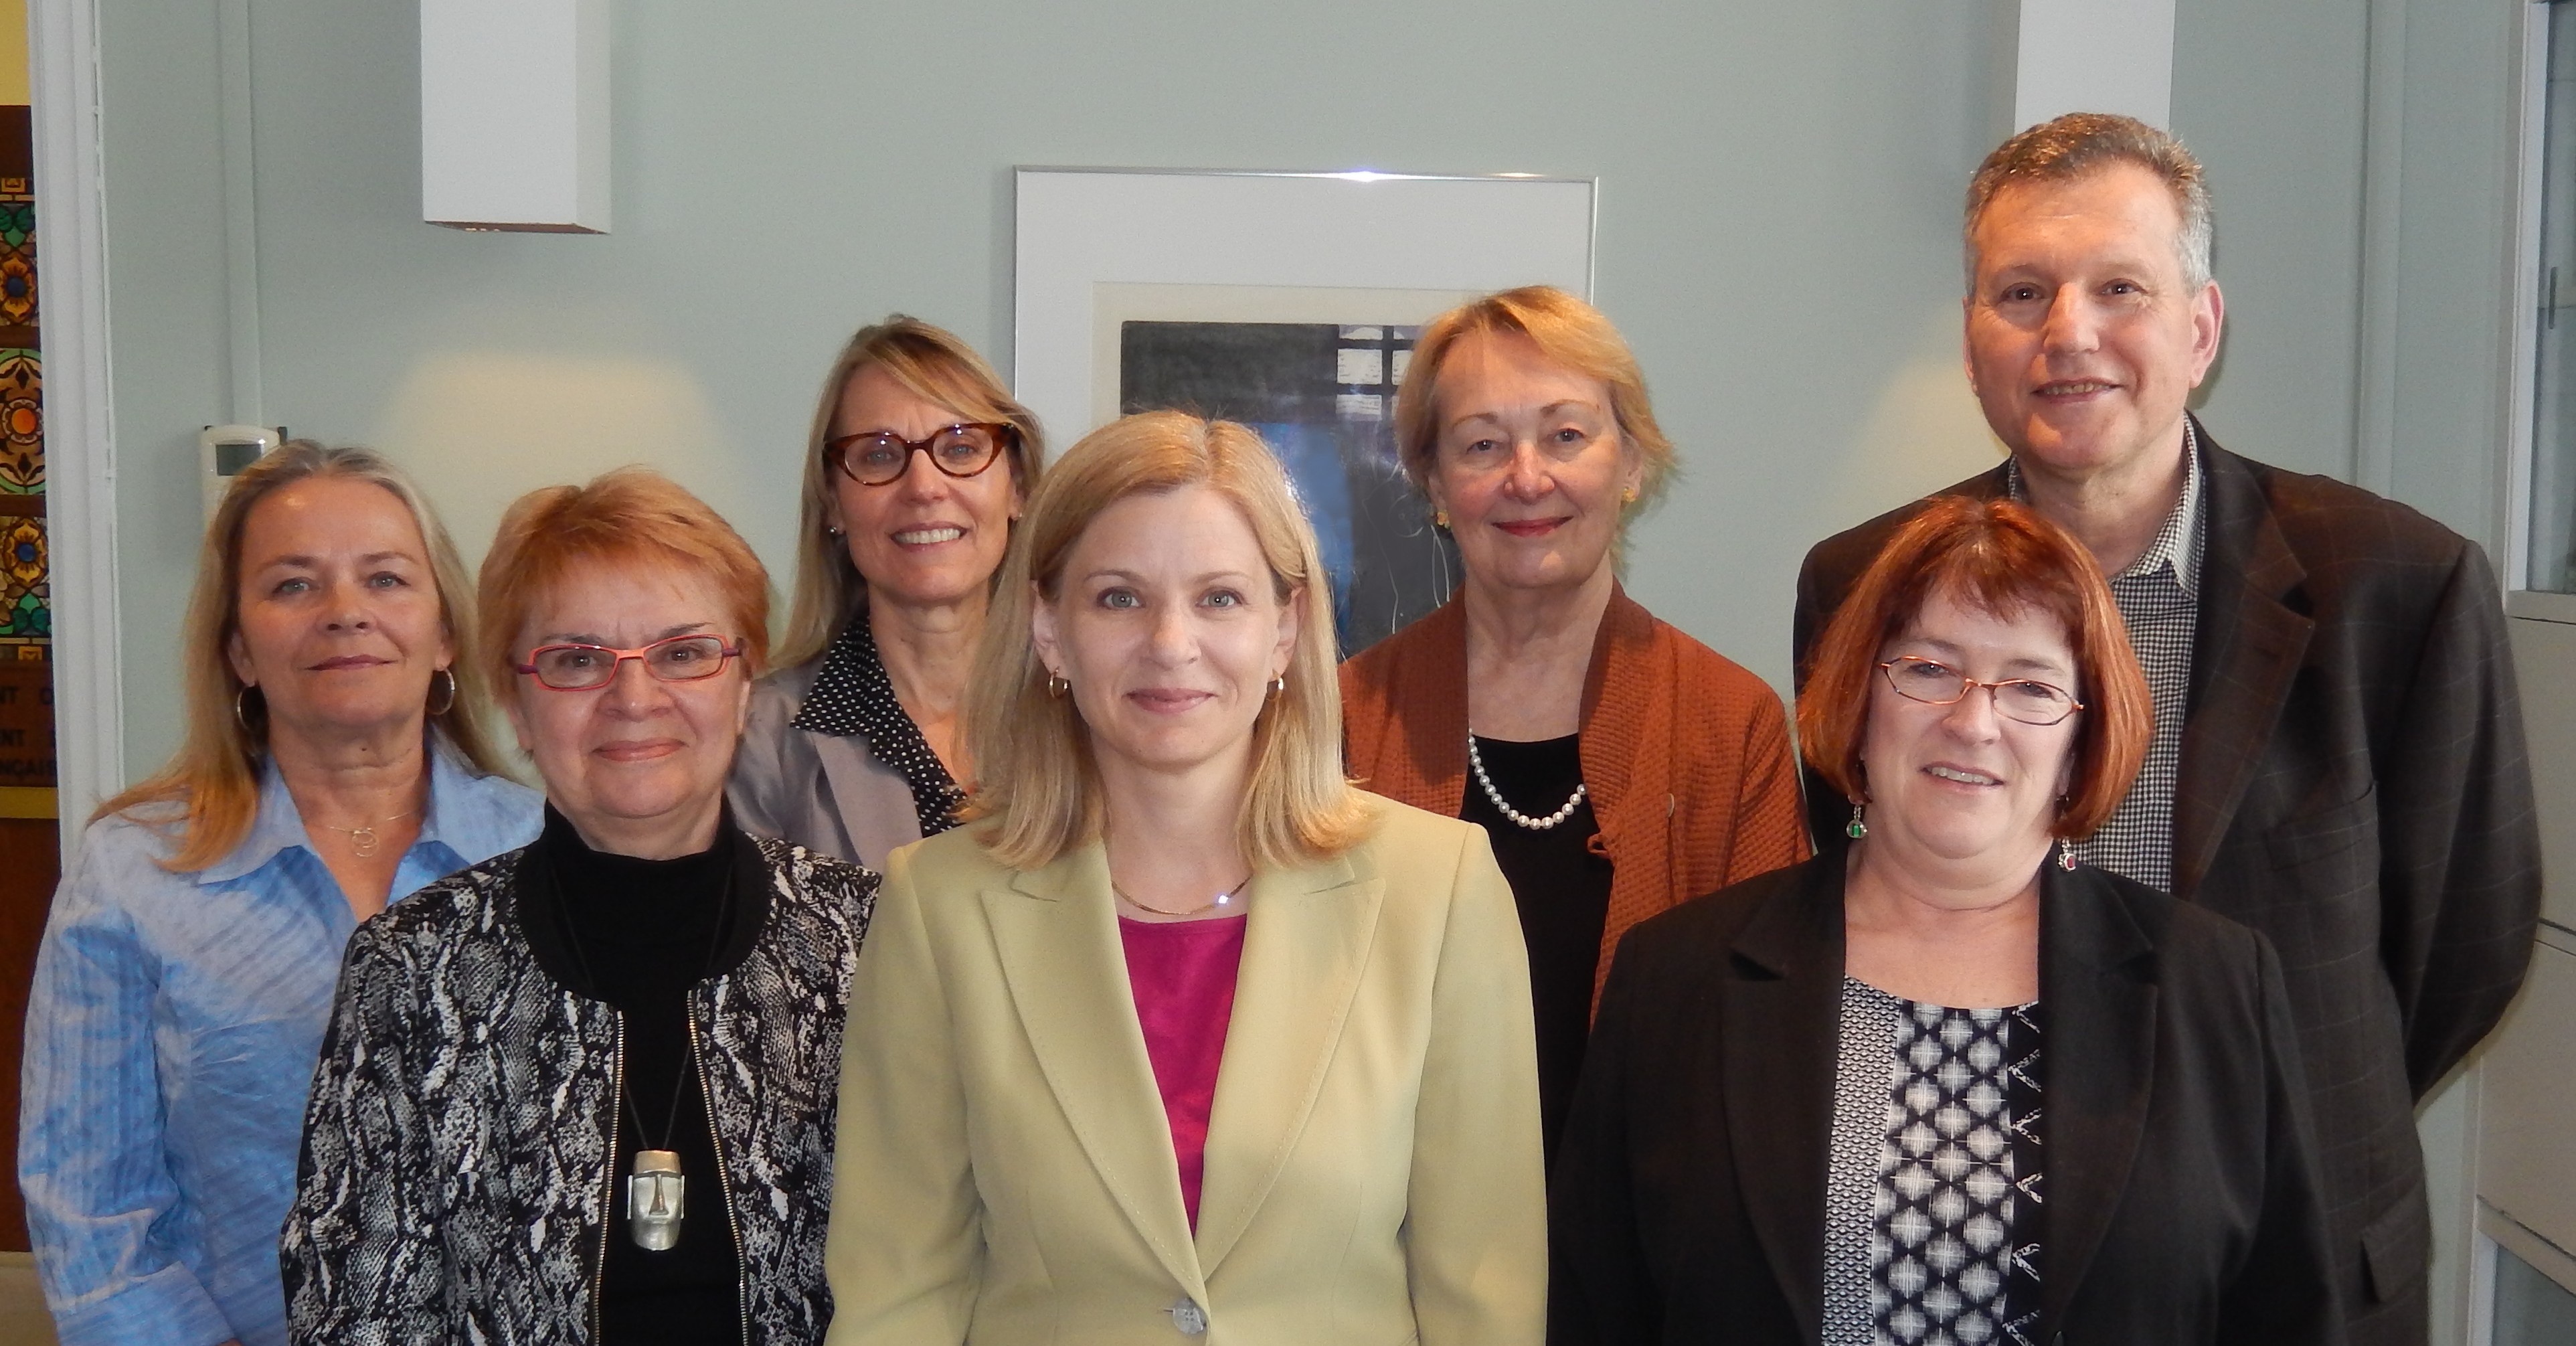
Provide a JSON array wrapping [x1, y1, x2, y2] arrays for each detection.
[[29, 0, 126, 846], [2014, 0, 2178, 131]]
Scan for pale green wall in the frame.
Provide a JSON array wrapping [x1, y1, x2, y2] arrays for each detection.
[[92, 1, 2527, 771], [2172, 0, 2370, 481], [95, 0, 2027, 778]]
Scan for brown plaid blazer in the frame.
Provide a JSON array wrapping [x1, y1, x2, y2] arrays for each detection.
[[1790, 422, 2542, 1346]]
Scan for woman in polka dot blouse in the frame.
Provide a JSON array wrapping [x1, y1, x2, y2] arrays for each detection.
[[730, 315, 1042, 870]]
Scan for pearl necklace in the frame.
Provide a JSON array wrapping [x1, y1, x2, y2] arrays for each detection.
[[1467, 734, 1588, 831]]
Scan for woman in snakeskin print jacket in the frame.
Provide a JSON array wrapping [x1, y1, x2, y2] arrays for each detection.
[[282, 471, 876, 1345]]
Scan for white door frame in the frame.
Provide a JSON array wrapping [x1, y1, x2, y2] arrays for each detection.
[[28, 0, 124, 855]]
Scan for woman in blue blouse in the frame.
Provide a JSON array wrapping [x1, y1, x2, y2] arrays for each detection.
[[17, 442, 539, 1346]]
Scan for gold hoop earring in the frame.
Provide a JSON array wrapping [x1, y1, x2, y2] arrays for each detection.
[[426, 667, 457, 718], [1268, 674, 1286, 700], [1045, 672, 1071, 699]]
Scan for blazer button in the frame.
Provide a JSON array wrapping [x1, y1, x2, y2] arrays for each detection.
[[1170, 1298, 1208, 1336]]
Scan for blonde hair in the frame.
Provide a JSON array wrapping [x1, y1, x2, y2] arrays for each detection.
[[778, 315, 1044, 668], [964, 411, 1371, 871], [1393, 285, 1677, 524], [479, 468, 772, 697], [96, 441, 507, 872]]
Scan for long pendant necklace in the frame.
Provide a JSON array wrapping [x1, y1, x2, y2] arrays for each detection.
[[313, 809, 417, 858], [556, 860, 734, 1253], [1113, 872, 1254, 919], [1467, 732, 1587, 831]]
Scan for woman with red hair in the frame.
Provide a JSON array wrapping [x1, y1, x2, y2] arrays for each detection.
[[283, 470, 875, 1345], [1551, 497, 2338, 1345]]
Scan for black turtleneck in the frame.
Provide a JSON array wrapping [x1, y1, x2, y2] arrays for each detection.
[[533, 805, 744, 1345]]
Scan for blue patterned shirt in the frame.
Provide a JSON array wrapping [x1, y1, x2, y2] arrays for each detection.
[[18, 750, 539, 1346]]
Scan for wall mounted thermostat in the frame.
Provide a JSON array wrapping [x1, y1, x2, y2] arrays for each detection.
[[200, 425, 286, 522]]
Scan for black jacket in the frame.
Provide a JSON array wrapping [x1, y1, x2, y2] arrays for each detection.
[[1790, 425, 2542, 1344], [1551, 855, 2340, 1346]]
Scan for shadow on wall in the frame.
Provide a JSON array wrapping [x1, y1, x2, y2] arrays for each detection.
[[1826, 308, 2007, 527], [369, 350, 754, 570]]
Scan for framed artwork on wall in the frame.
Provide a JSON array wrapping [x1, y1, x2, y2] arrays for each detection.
[[1013, 167, 1596, 652]]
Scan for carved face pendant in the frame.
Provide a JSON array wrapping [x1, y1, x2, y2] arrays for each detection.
[[627, 1149, 685, 1250]]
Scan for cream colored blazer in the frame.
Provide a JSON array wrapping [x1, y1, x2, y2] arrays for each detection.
[[822, 792, 1545, 1346]]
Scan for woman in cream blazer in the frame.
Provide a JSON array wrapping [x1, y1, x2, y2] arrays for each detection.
[[825, 412, 1545, 1346]]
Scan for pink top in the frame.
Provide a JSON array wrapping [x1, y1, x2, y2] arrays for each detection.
[[1118, 914, 1250, 1230]]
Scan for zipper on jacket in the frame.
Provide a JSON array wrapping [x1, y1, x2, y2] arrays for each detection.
[[687, 1007, 753, 1346], [592, 1010, 624, 1345]]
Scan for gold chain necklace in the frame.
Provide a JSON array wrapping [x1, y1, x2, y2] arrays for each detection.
[[312, 809, 418, 859], [1113, 872, 1254, 919]]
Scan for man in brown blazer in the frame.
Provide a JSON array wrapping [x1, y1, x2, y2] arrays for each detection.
[[1793, 113, 2540, 1346]]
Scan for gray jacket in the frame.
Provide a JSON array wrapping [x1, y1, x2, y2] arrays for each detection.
[[728, 659, 924, 871]]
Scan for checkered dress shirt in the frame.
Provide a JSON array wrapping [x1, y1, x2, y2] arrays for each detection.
[[2010, 424, 2205, 891]]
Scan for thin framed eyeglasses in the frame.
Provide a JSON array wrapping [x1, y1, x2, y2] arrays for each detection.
[[516, 635, 743, 691], [825, 423, 1016, 487], [1877, 656, 2084, 726]]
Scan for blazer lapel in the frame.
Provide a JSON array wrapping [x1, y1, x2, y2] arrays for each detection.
[[1193, 851, 1383, 1273], [813, 733, 924, 849], [982, 845, 1203, 1291], [2172, 439, 2312, 900], [1385, 597, 1471, 816], [2036, 865, 2159, 1333], [1721, 863, 1844, 1343], [1576, 586, 1652, 861]]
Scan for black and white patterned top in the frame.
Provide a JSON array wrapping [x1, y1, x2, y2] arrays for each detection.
[[280, 838, 877, 1345], [1824, 979, 2043, 1346], [2010, 424, 2204, 892], [791, 616, 966, 838]]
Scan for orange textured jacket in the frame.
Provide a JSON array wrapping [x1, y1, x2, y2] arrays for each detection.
[[1339, 586, 1810, 1010]]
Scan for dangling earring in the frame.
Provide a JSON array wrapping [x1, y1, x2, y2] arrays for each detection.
[[1432, 507, 1450, 529], [2057, 837, 2079, 871], [426, 667, 458, 717], [1844, 801, 1867, 840], [1045, 671, 1071, 699], [234, 685, 262, 735]]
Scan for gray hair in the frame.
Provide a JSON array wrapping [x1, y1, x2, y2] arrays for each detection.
[[1964, 112, 2213, 294]]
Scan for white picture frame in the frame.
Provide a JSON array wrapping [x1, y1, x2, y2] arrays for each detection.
[[1011, 167, 1596, 651], [1011, 167, 1598, 444]]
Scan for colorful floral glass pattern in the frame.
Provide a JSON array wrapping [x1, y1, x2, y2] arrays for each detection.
[[0, 350, 39, 495], [0, 157, 47, 667], [1, 515, 44, 640]]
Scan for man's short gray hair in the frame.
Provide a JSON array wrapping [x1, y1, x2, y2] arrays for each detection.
[[1964, 112, 2214, 295]]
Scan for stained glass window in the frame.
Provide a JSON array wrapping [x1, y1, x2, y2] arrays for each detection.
[[0, 103, 52, 796]]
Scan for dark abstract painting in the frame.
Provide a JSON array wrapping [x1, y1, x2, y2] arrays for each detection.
[[1118, 321, 1456, 654]]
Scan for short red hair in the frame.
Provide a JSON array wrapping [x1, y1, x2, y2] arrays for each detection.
[[479, 469, 772, 695], [1796, 496, 2150, 840]]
